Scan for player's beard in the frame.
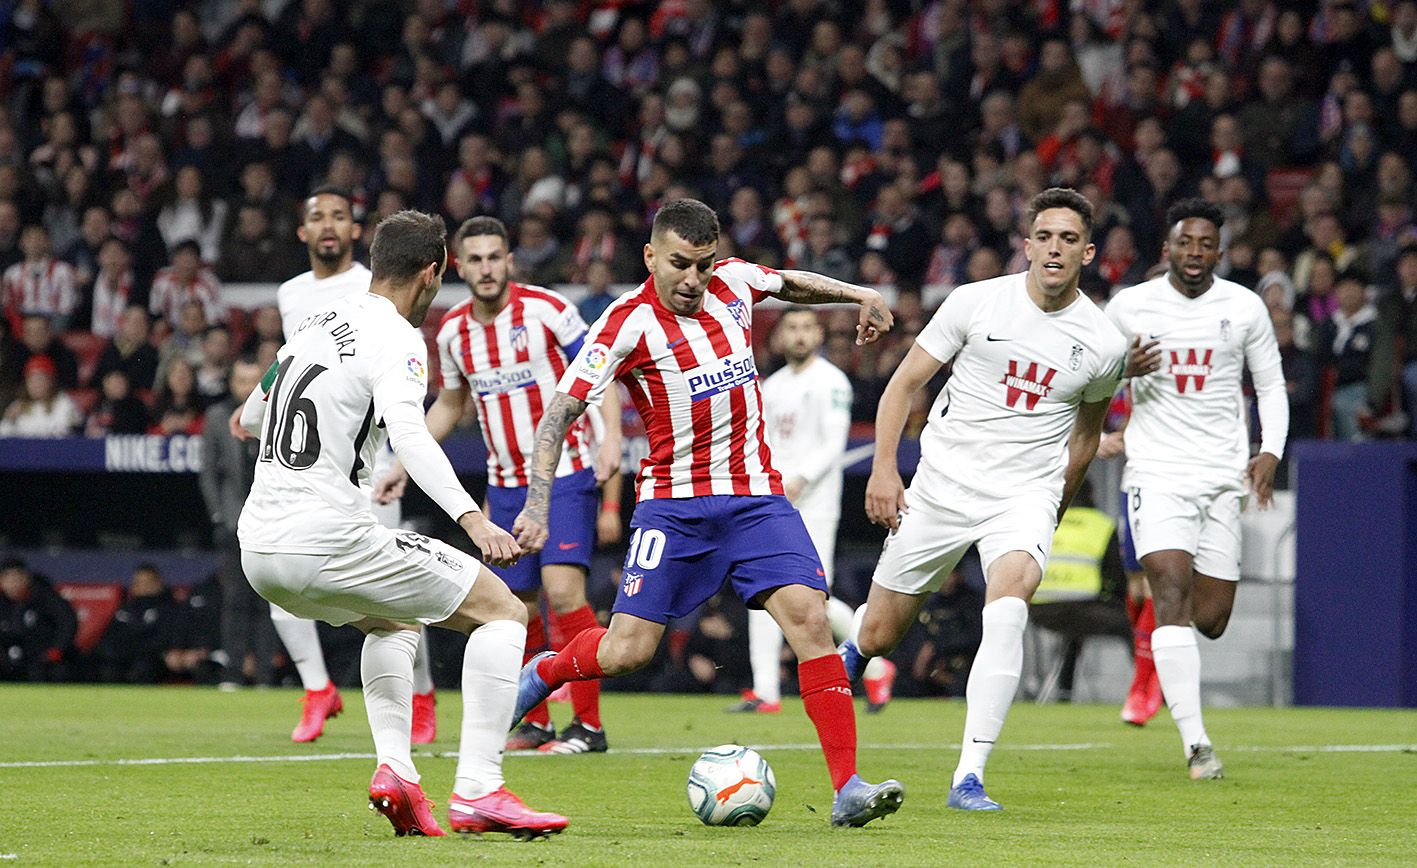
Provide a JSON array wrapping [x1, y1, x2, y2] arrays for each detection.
[[312, 242, 347, 267]]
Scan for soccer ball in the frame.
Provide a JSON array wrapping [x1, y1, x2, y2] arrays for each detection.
[[686, 744, 776, 826]]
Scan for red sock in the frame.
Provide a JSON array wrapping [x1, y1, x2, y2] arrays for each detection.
[[1125, 594, 1143, 626], [798, 654, 856, 791], [551, 605, 604, 728], [538, 626, 607, 688], [523, 613, 551, 727], [1129, 598, 1156, 688]]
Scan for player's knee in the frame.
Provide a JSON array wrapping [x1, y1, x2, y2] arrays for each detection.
[[856, 618, 897, 658], [1195, 610, 1229, 639], [543, 583, 587, 614]]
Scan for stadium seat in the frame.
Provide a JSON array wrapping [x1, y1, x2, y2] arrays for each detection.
[[60, 331, 106, 387], [55, 583, 124, 654], [1265, 167, 1316, 227]]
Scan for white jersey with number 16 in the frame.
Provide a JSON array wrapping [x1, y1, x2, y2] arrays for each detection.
[[239, 293, 430, 554]]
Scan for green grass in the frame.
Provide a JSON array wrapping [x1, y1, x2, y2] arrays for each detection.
[[2, 686, 1416, 866]]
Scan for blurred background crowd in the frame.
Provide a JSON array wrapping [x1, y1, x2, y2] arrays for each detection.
[[2, 0, 1414, 691], [2, 0, 1417, 441]]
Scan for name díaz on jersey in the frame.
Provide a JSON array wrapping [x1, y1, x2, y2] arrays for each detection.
[[469, 361, 535, 395], [684, 350, 757, 401], [295, 310, 358, 360]]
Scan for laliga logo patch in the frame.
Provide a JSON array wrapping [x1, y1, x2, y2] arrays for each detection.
[[576, 344, 611, 378], [725, 299, 750, 330], [509, 324, 529, 353], [405, 355, 426, 383]]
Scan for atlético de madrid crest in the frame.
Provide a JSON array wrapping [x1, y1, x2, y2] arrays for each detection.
[[509, 325, 529, 352], [725, 299, 750, 329]]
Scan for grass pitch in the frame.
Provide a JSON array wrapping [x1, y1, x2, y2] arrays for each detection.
[[2, 686, 1415, 866]]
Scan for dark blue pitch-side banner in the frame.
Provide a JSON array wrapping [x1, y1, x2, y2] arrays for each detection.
[[0, 436, 921, 476]]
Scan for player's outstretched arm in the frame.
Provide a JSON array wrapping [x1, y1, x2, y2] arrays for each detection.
[[1058, 398, 1111, 521], [513, 391, 589, 553], [777, 270, 894, 345], [867, 343, 944, 532]]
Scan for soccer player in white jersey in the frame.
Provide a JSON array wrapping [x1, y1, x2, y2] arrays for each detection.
[[267, 187, 438, 744], [374, 216, 620, 754], [238, 210, 567, 838], [839, 188, 1128, 811], [730, 307, 865, 714], [507, 199, 906, 827], [1106, 198, 1288, 781]]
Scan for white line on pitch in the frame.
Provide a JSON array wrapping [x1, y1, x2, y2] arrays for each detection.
[[4, 742, 1413, 770]]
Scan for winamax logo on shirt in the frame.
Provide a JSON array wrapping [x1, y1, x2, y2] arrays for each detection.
[[684, 351, 758, 401], [999, 360, 1057, 410], [1168, 348, 1213, 393]]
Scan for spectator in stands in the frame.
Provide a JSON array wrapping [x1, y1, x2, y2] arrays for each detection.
[[157, 166, 229, 265], [109, 187, 167, 287], [1, 313, 79, 396], [0, 557, 76, 682], [1238, 55, 1320, 169], [1364, 245, 1417, 436], [149, 357, 204, 436], [0, 202, 22, 276], [95, 305, 159, 393], [60, 207, 110, 311], [1319, 274, 1379, 442], [1274, 306, 1318, 440], [218, 203, 300, 282], [149, 240, 223, 329], [195, 325, 233, 404], [798, 214, 857, 284], [1094, 224, 1149, 293], [577, 259, 617, 327], [555, 204, 638, 284], [84, 369, 149, 437], [200, 358, 275, 687], [238, 305, 283, 356], [0, 355, 81, 436], [95, 563, 182, 683], [2, 224, 78, 333], [88, 238, 135, 342]]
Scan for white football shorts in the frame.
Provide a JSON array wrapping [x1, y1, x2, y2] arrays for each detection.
[[1124, 485, 1243, 581], [242, 524, 479, 627], [871, 484, 1057, 596]]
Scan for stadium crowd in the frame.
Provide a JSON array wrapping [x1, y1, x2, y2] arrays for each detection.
[[1, 0, 1416, 440], [2, 1, 1416, 689]]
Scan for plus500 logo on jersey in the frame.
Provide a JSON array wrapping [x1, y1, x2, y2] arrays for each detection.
[[469, 362, 535, 395], [684, 351, 757, 401]]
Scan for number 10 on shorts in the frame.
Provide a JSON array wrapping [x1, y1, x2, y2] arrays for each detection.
[[625, 528, 666, 570]]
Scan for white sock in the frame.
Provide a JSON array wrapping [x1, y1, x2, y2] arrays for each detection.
[[953, 597, 1028, 787], [747, 608, 783, 704], [826, 597, 855, 645], [361, 628, 420, 783], [412, 628, 434, 695], [270, 605, 330, 690], [848, 602, 868, 646], [1152, 624, 1210, 755], [454, 619, 525, 800]]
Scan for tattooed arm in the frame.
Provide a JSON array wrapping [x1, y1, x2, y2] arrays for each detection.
[[778, 270, 895, 345], [512, 392, 589, 553]]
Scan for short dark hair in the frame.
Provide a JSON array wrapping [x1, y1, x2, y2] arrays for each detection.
[[369, 210, 447, 283], [170, 238, 202, 259], [1165, 197, 1225, 232], [652, 198, 719, 247], [453, 216, 510, 253], [304, 185, 355, 216], [1028, 187, 1094, 237], [0, 556, 26, 573]]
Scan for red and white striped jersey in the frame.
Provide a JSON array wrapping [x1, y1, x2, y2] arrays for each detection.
[[149, 266, 223, 327], [90, 269, 134, 339], [437, 282, 597, 487], [3, 257, 78, 323], [559, 258, 786, 502]]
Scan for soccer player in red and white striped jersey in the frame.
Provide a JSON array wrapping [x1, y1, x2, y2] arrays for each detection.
[[375, 216, 621, 755], [507, 199, 906, 827]]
